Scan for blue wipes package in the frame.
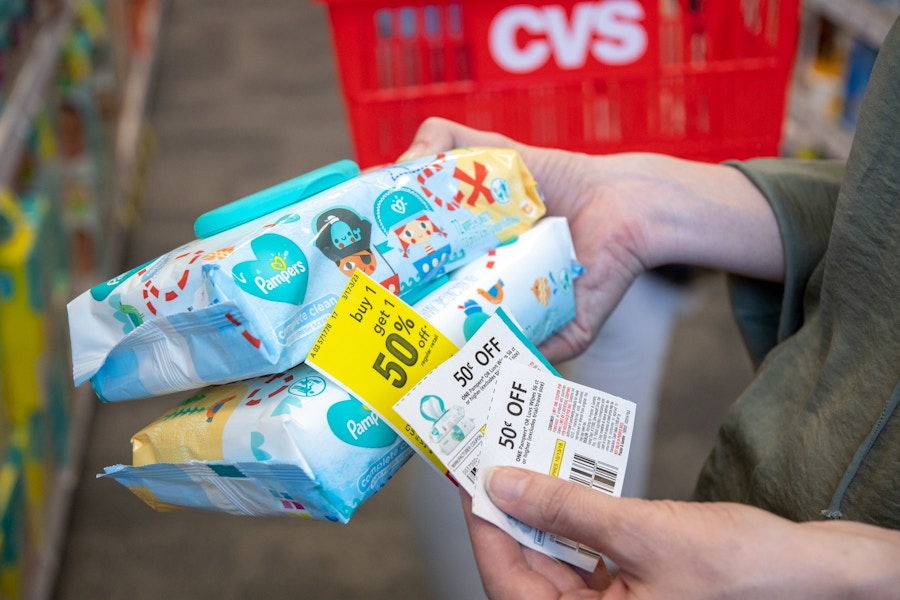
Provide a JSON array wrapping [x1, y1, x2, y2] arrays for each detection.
[[101, 363, 413, 521], [412, 217, 581, 347], [68, 148, 544, 401]]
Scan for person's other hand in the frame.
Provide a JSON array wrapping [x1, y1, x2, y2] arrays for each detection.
[[400, 118, 783, 363], [400, 118, 653, 362], [465, 467, 900, 599]]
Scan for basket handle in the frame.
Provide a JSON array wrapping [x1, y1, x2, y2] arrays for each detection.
[[193, 159, 360, 238]]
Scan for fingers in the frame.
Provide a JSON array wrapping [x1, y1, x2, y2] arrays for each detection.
[[536, 328, 583, 365], [483, 467, 654, 570], [398, 117, 525, 161], [462, 491, 571, 599], [398, 117, 460, 161], [483, 467, 605, 537], [537, 315, 596, 364], [461, 489, 608, 600]]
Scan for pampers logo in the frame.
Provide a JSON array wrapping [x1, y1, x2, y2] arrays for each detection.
[[255, 255, 306, 295], [232, 234, 309, 304], [327, 399, 398, 448]]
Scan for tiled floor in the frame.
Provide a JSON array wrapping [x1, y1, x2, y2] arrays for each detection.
[[53, 2, 754, 598]]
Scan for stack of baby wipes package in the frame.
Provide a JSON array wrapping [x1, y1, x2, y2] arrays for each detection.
[[68, 148, 582, 522]]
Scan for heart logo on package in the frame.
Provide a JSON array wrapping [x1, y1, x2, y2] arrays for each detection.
[[232, 234, 309, 304], [327, 399, 398, 448]]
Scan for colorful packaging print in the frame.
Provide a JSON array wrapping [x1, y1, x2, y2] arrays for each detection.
[[68, 148, 544, 402], [0, 192, 48, 425], [412, 217, 581, 347], [101, 363, 413, 521]]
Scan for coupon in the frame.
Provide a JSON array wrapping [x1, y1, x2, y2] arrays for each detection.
[[472, 361, 636, 571], [393, 308, 556, 493], [306, 270, 460, 475]]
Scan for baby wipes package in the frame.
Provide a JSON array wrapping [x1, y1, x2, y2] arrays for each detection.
[[101, 363, 413, 521], [69, 148, 544, 401], [412, 217, 581, 348]]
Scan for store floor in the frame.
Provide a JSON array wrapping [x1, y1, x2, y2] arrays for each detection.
[[54, 2, 754, 599]]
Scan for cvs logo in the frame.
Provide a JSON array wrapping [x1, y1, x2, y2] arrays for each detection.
[[488, 0, 648, 74]]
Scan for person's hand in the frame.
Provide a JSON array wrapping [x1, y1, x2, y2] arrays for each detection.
[[465, 467, 900, 599], [460, 490, 612, 600], [401, 118, 655, 362], [400, 118, 784, 363]]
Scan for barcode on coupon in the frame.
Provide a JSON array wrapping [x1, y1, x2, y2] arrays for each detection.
[[551, 534, 603, 562], [467, 465, 478, 485], [551, 453, 618, 562], [568, 453, 618, 495]]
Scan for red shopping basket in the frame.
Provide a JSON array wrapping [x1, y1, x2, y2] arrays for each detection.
[[318, 0, 800, 168]]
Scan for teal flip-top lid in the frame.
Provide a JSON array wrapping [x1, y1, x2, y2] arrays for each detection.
[[193, 159, 360, 238]]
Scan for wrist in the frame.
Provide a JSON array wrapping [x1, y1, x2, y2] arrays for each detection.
[[795, 520, 900, 599], [598, 153, 784, 280]]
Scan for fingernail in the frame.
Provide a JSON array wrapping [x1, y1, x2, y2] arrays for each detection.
[[398, 142, 426, 163], [485, 467, 527, 503]]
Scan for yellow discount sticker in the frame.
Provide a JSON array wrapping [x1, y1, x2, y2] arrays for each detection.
[[307, 270, 459, 474]]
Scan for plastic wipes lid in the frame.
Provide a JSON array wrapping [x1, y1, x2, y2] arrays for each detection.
[[193, 159, 360, 238]]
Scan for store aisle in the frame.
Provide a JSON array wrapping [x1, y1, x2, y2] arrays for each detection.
[[54, 2, 754, 599], [55, 3, 433, 599]]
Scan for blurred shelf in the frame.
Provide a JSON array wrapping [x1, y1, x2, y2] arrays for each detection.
[[804, 0, 899, 48], [0, 1, 166, 598], [26, 386, 95, 600], [785, 102, 855, 158], [106, 0, 166, 270], [785, 0, 897, 159], [0, 4, 76, 186]]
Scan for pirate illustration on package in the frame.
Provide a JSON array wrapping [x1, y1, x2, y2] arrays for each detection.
[[373, 188, 452, 289], [314, 207, 379, 277]]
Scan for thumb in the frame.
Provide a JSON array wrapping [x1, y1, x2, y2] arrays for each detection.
[[484, 466, 657, 571], [397, 117, 460, 161], [398, 117, 524, 162]]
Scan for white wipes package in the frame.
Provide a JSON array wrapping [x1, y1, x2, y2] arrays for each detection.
[[412, 217, 581, 347], [393, 308, 555, 493], [472, 361, 636, 571], [69, 148, 544, 401], [101, 363, 412, 522]]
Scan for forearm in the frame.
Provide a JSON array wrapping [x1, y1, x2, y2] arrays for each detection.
[[401, 118, 787, 281], [780, 519, 900, 599], [598, 153, 786, 281]]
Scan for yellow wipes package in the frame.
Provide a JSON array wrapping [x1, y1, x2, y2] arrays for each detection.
[[101, 363, 412, 522]]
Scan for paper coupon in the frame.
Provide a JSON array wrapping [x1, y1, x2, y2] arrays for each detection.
[[393, 308, 556, 493], [306, 270, 459, 474], [472, 361, 636, 571]]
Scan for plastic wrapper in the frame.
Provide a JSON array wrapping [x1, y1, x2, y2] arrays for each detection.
[[101, 363, 412, 521], [69, 148, 544, 401], [100, 219, 581, 519], [413, 217, 581, 346]]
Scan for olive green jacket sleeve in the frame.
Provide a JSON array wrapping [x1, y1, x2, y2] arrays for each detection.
[[695, 16, 900, 527], [725, 159, 845, 367]]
